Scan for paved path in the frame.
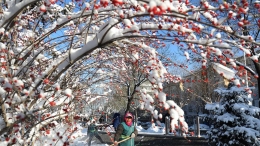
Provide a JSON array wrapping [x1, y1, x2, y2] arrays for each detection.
[[90, 131, 210, 146]]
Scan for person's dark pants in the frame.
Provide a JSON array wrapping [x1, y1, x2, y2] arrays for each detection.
[[87, 132, 104, 146]]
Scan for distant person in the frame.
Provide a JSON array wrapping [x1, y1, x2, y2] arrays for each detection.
[[113, 112, 138, 146], [99, 115, 105, 124], [113, 113, 121, 131], [87, 119, 104, 146], [82, 117, 88, 127]]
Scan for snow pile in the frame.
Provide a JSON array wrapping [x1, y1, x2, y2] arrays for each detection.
[[145, 123, 165, 134]]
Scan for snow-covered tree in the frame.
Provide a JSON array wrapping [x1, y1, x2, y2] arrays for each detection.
[[206, 86, 260, 145]]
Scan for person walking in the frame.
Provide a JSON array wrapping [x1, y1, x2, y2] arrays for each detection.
[[113, 112, 138, 146], [99, 115, 105, 124], [112, 113, 121, 131], [87, 119, 104, 146], [82, 117, 88, 127]]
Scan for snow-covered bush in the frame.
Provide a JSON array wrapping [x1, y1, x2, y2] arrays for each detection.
[[206, 86, 260, 145]]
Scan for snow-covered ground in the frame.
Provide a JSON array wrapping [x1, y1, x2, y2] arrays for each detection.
[[72, 141, 108, 146], [71, 122, 209, 145], [69, 123, 110, 146], [71, 123, 165, 146]]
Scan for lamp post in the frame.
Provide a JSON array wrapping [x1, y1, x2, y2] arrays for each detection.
[[244, 52, 252, 105], [244, 52, 249, 88]]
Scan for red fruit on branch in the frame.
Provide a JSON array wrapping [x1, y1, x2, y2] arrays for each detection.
[[43, 78, 49, 84], [4, 87, 12, 92], [46, 129, 50, 134], [49, 0, 56, 4], [112, 0, 123, 6], [223, 2, 229, 9], [158, 24, 162, 29], [40, 5, 47, 12], [238, 21, 244, 27], [73, 116, 81, 120], [50, 101, 56, 106], [238, 7, 247, 14], [100, 0, 109, 7]]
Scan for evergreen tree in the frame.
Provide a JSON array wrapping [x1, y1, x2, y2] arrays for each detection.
[[206, 86, 260, 146]]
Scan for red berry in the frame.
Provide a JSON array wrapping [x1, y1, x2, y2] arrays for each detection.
[[43, 78, 49, 84], [40, 5, 47, 12]]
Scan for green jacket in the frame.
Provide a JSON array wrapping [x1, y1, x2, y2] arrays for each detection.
[[87, 123, 97, 134], [114, 122, 138, 146]]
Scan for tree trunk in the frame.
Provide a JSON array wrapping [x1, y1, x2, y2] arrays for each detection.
[[125, 98, 132, 113]]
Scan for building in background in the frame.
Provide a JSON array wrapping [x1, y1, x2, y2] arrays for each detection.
[[235, 56, 259, 107], [164, 59, 260, 126]]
